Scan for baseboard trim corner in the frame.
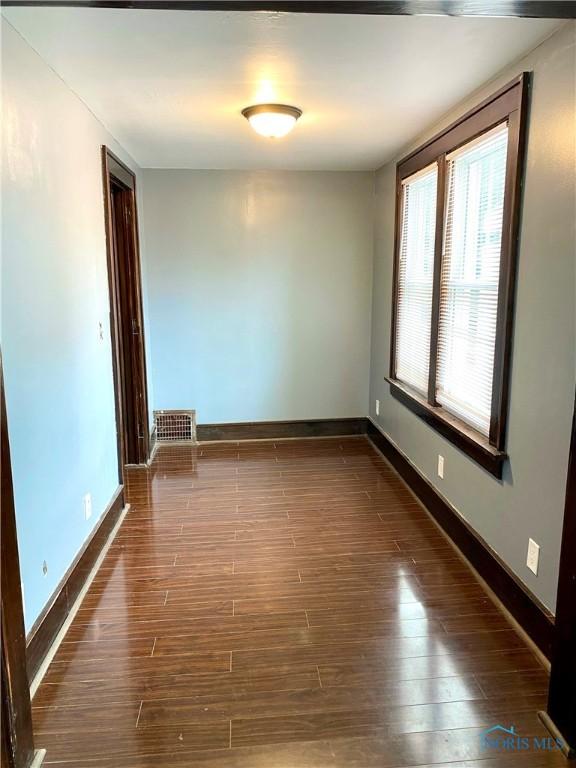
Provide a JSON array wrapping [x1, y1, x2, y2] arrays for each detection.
[[365, 418, 555, 659], [30, 749, 47, 768], [197, 418, 368, 442], [538, 711, 576, 759], [26, 485, 125, 682]]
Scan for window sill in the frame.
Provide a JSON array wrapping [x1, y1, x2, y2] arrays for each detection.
[[385, 378, 507, 479]]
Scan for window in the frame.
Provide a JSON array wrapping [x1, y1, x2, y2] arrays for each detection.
[[388, 75, 529, 478], [395, 164, 437, 395], [437, 124, 508, 436]]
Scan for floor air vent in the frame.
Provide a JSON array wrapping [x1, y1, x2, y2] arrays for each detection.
[[153, 410, 196, 443]]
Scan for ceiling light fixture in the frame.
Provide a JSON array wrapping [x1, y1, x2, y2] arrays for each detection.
[[241, 104, 302, 139]]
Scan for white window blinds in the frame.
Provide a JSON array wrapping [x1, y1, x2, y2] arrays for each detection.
[[395, 163, 438, 395], [436, 123, 509, 436]]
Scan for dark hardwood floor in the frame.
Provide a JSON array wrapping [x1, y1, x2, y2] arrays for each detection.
[[32, 437, 565, 767]]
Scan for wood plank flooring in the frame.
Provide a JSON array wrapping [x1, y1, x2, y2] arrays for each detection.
[[32, 437, 565, 767]]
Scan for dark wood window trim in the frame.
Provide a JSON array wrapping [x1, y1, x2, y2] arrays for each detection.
[[385, 378, 507, 477], [388, 73, 530, 479]]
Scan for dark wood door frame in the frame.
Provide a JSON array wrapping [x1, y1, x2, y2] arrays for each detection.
[[543, 388, 576, 758], [1, 355, 40, 768], [102, 147, 149, 474], [1, 1, 574, 18]]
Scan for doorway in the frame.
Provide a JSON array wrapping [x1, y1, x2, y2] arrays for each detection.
[[102, 147, 149, 474], [544, 389, 576, 756], [1, 356, 38, 768]]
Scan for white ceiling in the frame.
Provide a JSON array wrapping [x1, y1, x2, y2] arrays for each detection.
[[2, 8, 561, 170]]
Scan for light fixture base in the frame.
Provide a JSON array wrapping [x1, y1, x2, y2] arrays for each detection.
[[241, 103, 302, 138], [241, 104, 302, 121]]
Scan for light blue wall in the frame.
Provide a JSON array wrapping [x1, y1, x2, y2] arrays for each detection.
[[369, 23, 576, 613], [1, 20, 141, 630], [141, 170, 374, 424]]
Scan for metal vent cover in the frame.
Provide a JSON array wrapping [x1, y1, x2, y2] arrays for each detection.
[[153, 410, 196, 443]]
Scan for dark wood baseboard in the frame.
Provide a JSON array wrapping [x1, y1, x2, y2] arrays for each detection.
[[26, 486, 125, 683], [197, 418, 368, 442], [366, 419, 555, 659]]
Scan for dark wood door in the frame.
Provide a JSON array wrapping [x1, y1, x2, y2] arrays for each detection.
[[102, 147, 149, 472], [546, 389, 576, 756], [1, 356, 37, 768]]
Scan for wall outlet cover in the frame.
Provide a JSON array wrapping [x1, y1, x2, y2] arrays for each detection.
[[527, 538, 540, 575], [437, 455, 444, 479], [83, 493, 92, 520]]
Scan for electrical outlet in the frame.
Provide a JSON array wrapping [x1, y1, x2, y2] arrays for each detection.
[[42, 560, 48, 577], [437, 455, 444, 479], [527, 538, 540, 575], [375, 399, 380, 416], [83, 493, 92, 521]]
